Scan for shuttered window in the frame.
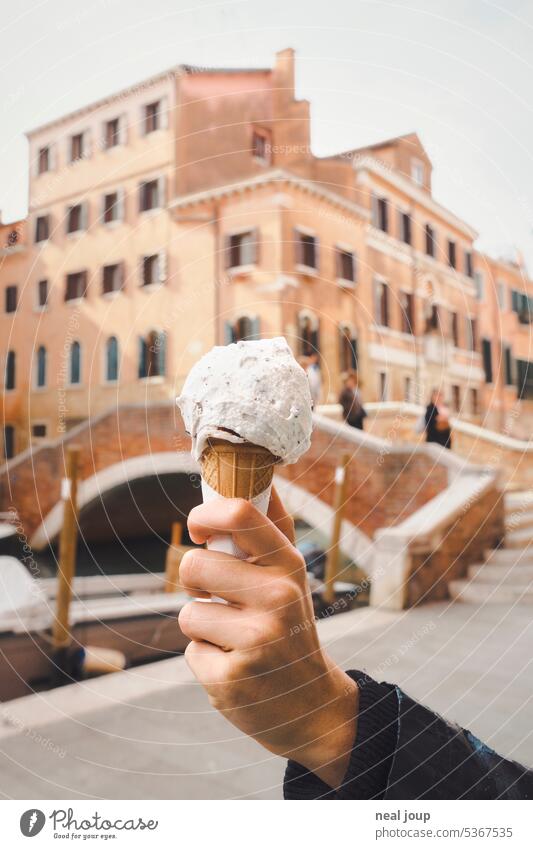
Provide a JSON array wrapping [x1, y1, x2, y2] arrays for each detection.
[[482, 338, 493, 383]]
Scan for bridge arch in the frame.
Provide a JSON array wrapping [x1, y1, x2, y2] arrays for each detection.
[[30, 452, 198, 550]]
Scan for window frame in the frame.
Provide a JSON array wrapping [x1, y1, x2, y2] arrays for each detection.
[[68, 340, 82, 387], [5, 285, 18, 314], [5, 350, 16, 391], [65, 270, 88, 303], [35, 279, 49, 312], [335, 245, 356, 286], [34, 345, 47, 390], [34, 214, 50, 244], [104, 336, 120, 383], [294, 227, 319, 274]]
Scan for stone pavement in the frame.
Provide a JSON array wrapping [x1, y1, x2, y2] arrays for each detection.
[[1, 600, 532, 799]]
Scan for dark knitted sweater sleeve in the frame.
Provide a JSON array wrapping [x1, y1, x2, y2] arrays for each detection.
[[284, 670, 398, 799], [284, 671, 533, 800]]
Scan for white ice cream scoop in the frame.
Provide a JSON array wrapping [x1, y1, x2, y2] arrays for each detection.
[[177, 336, 313, 465]]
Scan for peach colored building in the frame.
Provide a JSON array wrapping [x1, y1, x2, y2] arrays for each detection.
[[1, 49, 532, 458]]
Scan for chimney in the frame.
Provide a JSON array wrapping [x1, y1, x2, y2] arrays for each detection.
[[273, 48, 295, 110]]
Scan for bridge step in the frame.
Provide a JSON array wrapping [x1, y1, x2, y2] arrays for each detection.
[[449, 579, 533, 605], [484, 547, 533, 566], [505, 528, 533, 549], [467, 563, 533, 585], [505, 509, 533, 532]]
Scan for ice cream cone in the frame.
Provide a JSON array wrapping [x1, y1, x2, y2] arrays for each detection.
[[200, 438, 278, 500]]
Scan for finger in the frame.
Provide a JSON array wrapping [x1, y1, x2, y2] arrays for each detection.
[[184, 639, 229, 686], [188, 498, 295, 564], [179, 548, 278, 605], [267, 487, 295, 544], [179, 600, 268, 651]]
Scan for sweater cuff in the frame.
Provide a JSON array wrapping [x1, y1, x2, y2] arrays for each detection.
[[284, 670, 399, 799]]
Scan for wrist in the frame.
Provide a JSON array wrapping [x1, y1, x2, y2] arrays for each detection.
[[293, 663, 359, 789]]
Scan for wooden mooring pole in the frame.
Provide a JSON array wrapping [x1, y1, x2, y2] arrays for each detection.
[[322, 453, 351, 606], [165, 522, 183, 593], [52, 445, 80, 651]]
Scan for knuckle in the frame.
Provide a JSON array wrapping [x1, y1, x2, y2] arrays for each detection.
[[290, 548, 307, 575], [267, 576, 301, 611], [230, 497, 256, 526]]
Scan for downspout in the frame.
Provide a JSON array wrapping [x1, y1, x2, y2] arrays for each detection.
[[213, 199, 221, 346]]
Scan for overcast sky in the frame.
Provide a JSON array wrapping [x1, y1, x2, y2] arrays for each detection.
[[2, 0, 532, 268]]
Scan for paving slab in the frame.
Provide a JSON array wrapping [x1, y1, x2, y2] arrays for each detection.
[[0, 601, 532, 799]]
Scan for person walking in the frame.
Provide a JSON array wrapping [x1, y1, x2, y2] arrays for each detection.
[[424, 388, 452, 448], [339, 371, 366, 430]]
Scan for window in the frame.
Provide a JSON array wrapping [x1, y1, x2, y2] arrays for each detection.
[[104, 117, 120, 149], [38, 146, 50, 174], [516, 359, 533, 400], [5, 350, 16, 390], [404, 376, 412, 402], [31, 423, 47, 439], [144, 101, 161, 134], [411, 159, 425, 186], [398, 211, 412, 245], [69, 341, 81, 385], [102, 263, 123, 294], [335, 247, 356, 284], [466, 316, 477, 351], [511, 290, 532, 324], [339, 325, 358, 372], [372, 196, 389, 232], [294, 230, 318, 271], [452, 384, 461, 412], [35, 215, 50, 243], [138, 330, 166, 378], [504, 345, 513, 386], [426, 303, 440, 332], [447, 240, 456, 269], [66, 203, 87, 234], [139, 178, 163, 212], [400, 291, 415, 334], [141, 253, 166, 287], [5, 285, 17, 313], [425, 224, 436, 258], [379, 372, 388, 401], [474, 271, 484, 301], [226, 316, 261, 343], [70, 132, 85, 162], [482, 338, 493, 383], [102, 191, 123, 224], [105, 336, 119, 382], [35, 345, 47, 388], [470, 387, 479, 414], [252, 129, 271, 163], [226, 230, 259, 269], [374, 280, 390, 327], [3, 425, 15, 460], [37, 279, 48, 309], [65, 271, 88, 301], [464, 250, 474, 278], [450, 311, 459, 347], [298, 314, 319, 357]]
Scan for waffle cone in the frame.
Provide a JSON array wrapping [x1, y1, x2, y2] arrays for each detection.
[[200, 438, 278, 499]]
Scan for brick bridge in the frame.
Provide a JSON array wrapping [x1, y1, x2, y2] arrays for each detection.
[[0, 403, 503, 604]]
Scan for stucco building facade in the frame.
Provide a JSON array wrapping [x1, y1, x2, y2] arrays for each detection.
[[1, 48, 532, 457]]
